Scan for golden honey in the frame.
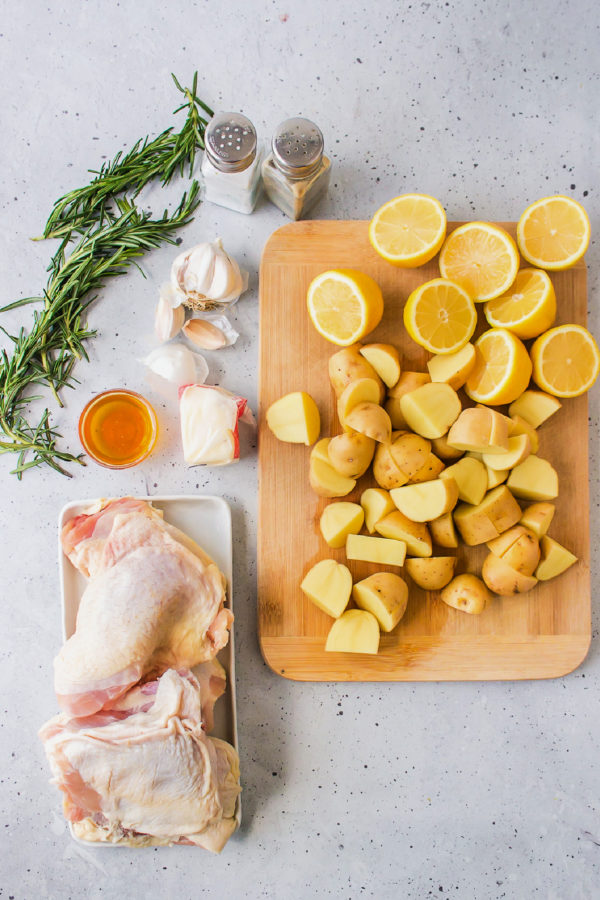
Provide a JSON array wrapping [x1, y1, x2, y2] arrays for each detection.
[[79, 390, 158, 468]]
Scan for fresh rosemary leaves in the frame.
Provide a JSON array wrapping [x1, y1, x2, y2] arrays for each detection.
[[0, 73, 213, 478]]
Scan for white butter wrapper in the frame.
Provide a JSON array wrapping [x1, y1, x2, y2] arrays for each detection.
[[179, 384, 248, 466]]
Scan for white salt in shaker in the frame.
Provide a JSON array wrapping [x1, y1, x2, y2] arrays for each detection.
[[201, 112, 263, 214]]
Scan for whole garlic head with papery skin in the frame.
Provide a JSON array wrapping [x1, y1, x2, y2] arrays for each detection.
[[170, 238, 248, 311]]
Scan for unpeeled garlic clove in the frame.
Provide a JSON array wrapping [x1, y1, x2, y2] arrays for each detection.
[[183, 318, 229, 350], [143, 343, 208, 385], [155, 292, 185, 342]]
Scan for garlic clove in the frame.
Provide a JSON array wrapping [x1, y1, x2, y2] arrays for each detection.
[[209, 250, 239, 299], [143, 343, 208, 385], [183, 318, 229, 350], [154, 293, 185, 342]]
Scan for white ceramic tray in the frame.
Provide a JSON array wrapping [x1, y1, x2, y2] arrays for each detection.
[[57, 494, 241, 844]]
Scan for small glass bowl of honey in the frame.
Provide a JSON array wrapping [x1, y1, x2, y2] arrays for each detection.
[[78, 389, 158, 468]]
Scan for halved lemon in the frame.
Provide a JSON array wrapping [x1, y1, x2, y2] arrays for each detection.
[[465, 328, 532, 405], [483, 268, 557, 339], [530, 324, 600, 397], [439, 222, 520, 302], [516, 196, 591, 270], [403, 278, 477, 354], [369, 194, 447, 267], [307, 269, 384, 346]]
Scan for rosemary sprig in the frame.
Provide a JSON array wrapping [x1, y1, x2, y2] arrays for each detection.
[[0, 74, 212, 478]]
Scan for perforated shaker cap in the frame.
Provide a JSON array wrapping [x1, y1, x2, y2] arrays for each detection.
[[205, 112, 257, 173], [272, 117, 324, 179]]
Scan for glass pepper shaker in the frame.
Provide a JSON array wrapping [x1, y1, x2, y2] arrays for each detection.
[[200, 112, 263, 215], [261, 117, 332, 220]]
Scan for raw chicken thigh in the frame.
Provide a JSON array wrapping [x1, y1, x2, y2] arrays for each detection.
[[40, 669, 240, 852], [55, 500, 233, 716]]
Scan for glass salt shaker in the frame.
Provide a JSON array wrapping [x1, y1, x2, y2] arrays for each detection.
[[201, 112, 263, 215], [262, 117, 332, 220]]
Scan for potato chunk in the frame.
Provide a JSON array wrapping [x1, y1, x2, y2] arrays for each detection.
[[427, 342, 476, 390], [266, 391, 320, 444], [300, 559, 352, 618], [535, 536, 578, 581], [375, 510, 433, 557], [390, 477, 459, 523], [328, 431, 375, 478], [509, 415, 539, 453], [352, 572, 408, 631], [309, 457, 356, 498], [410, 452, 445, 484], [446, 406, 509, 453], [453, 485, 522, 545], [508, 389, 561, 428], [429, 512, 459, 549], [373, 442, 410, 489], [440, 574, 491, 615], [481, 554, 538, 596], [405, 557, 456, 590], [311, 438, 332, 465], [487, 525, 540, 576], [359, 343, 401, 388], [319, 502, 365, 548], [390, 432, 432, 480], [399, 383, 462, 439], [360, 488, 395, 533], [337, 378, 382, 429], [431, 434, 465, 461], [506, 455, 559, 501], [519, 502, 555, 539], [345, 533, 407, 566], [385, 371, 431, 429], [440, 457, 487, 505], [325, 609, 380, 654], [481, 434, 531, 471], [485, 466, 509, 490], [345, 402, 392, 443], [329, 345, 384, 400]]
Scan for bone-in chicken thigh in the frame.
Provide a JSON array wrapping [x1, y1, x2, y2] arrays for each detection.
[[55, 501, 233, 717]]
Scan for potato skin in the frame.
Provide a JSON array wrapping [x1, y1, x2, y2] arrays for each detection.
[[373, 443, 409, 489], [481, 554, 538, 596], [329, 345, 384, 400], [405, 557, 456, 590], [345, 402, 392, 444], [328, 432, 376, 478], [440, 574, 491, 614]]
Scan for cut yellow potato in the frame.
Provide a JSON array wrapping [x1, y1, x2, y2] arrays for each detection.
[[509, 415, 539, 453], [440, 574, 491, 614], [447, 406, 510, 454], [453, 485, 522, 545], [390, 477, 459, 523], [427, 342, 476, 390], [483, 267, 556, 339], [410, 452, 445, 484], [328, 431, 375, 478], [429, 512, 459, 549], [516, 195, 591, 270], [482, 553, 538, 595], [319, 502, 365, 549], [359, 343, 401, 388], [307, 269, 384, 346], [309, 457, 356, 498], [352, 572, 409, 632], [439, 222, 520, 302], [385, 371, 431, 429], [311, 437, 332, 465], [465, 328, 532, 406], [325, 609, 380, 654], [329, 345, 385, 400], [375, 510, 433, 557], [487, 525, 540, 576], [519, 502, 555, 539], [345, 533, 407, 566], [368, 193, 447, 267], [403, 278, 477, 354], [373, 442, 410, 489], [485, 466, 509, 490], [531, 324, 600, 398], [360, 488, 396, 533], [399, 382, 462, 439], [431, 434, 465, 460], [535, 536, 578, 580], [506, 455, 559, 501], [301, 559, 352, 618], [337, 377, 382, 428], [345, 402, 392, 444], [266, 391, 320, 445], [440, 456, 488, 506], [508, 389, 561, 428], [389, 432, 432, 480], [481, 434, 531, 471], [405, 556, 456, 591]]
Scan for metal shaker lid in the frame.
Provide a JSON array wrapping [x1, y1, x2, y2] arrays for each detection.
[[205, 112, 257, 173], [271, 117, 324, 179]]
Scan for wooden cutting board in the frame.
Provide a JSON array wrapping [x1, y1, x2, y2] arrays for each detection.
[[258, 220, 591, 681]]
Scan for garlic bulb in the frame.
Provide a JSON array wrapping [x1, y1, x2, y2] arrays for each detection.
[[142, 343, 208, 386], [154, 288, 185, 342], [170, 238, 248, 311]]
